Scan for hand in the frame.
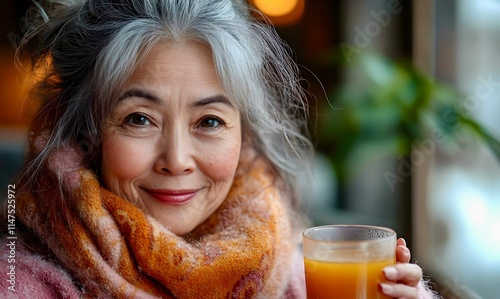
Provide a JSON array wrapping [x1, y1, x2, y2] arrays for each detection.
[[380, 238, 423, 299]]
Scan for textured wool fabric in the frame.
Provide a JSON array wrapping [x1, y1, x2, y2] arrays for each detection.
[[0, 243, 80, 298], [0, 239, 307, 299], [5, 131, 305, 298]]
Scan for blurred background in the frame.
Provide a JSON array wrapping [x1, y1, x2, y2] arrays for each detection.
[[1, 1, 499, 298]]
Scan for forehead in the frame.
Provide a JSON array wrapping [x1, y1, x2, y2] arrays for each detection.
[[114, 39, 240, 110], [106, 39, 247, 118], [128, 40, 219, 85]]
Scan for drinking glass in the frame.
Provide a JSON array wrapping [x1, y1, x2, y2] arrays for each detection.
[[303, 225, 397, 299]]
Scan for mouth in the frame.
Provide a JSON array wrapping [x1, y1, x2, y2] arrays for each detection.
[[144, 188, 200, 205]]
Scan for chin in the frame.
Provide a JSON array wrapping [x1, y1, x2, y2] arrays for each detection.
[[154, 214, 201, 236], [169, 226, 193, 236]]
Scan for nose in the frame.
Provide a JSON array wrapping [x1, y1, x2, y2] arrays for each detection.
[[153, 127, 195, 175]]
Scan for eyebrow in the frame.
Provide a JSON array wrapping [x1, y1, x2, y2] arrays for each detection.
[[118, 89, 233, 108], [191, 94, 233, 108], [118, 89, 160, 103]]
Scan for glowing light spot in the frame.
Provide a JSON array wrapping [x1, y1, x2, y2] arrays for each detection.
[[254, 0, 299, 17], [459, 192, 487, 226], [458, 189, 500, 261]]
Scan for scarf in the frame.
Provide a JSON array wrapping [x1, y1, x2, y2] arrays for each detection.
[[15, 131, 301, 298]]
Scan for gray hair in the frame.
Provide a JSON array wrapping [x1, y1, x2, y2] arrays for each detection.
[[17, 0, 314, 209]]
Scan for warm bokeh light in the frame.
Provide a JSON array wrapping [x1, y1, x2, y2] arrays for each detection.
[[0, 51, 46, 127], [252, 0, 305, 26], [253, 0, 299, 17]]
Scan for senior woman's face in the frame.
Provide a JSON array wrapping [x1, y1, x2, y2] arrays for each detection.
[[101, 40, 242, 235]]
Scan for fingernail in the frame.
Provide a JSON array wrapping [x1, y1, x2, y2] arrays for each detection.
[[383, 266, 398, 280], [380, 283, 393, 294]]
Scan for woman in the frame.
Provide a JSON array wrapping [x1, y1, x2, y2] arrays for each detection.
[[1, 0, 438, 298]]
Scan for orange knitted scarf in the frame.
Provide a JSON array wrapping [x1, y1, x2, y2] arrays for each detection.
[[16, 132, 298, 298]]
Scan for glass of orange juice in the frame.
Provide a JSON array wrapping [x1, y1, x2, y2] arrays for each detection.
[[303, 225, 397, 299]]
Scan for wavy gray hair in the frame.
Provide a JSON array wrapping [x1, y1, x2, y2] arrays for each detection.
[[17, 0, 313, 209]]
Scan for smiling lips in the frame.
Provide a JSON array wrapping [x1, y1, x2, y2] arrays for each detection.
[[145, 189, 199, 205]]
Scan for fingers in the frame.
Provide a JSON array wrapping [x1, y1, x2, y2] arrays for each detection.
[[383, 263, 422, 286], [380, 282, 419, 299], [397, 244, 411, 263], [396, 238, 411, 263], [382, 239, 422, 298]]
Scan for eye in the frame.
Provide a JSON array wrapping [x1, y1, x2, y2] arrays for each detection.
[[199, 115, 224, 128], [125, 113, 151, 126]]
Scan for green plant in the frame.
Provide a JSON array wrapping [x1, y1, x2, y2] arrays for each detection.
[[315, 52, 500, 195]]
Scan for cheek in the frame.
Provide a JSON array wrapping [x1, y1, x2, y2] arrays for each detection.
[[101, 135, 153, 181], [203, 138, 242, 183]]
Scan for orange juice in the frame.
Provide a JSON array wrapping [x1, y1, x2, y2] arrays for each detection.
[[304, 257, 395, 299]]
